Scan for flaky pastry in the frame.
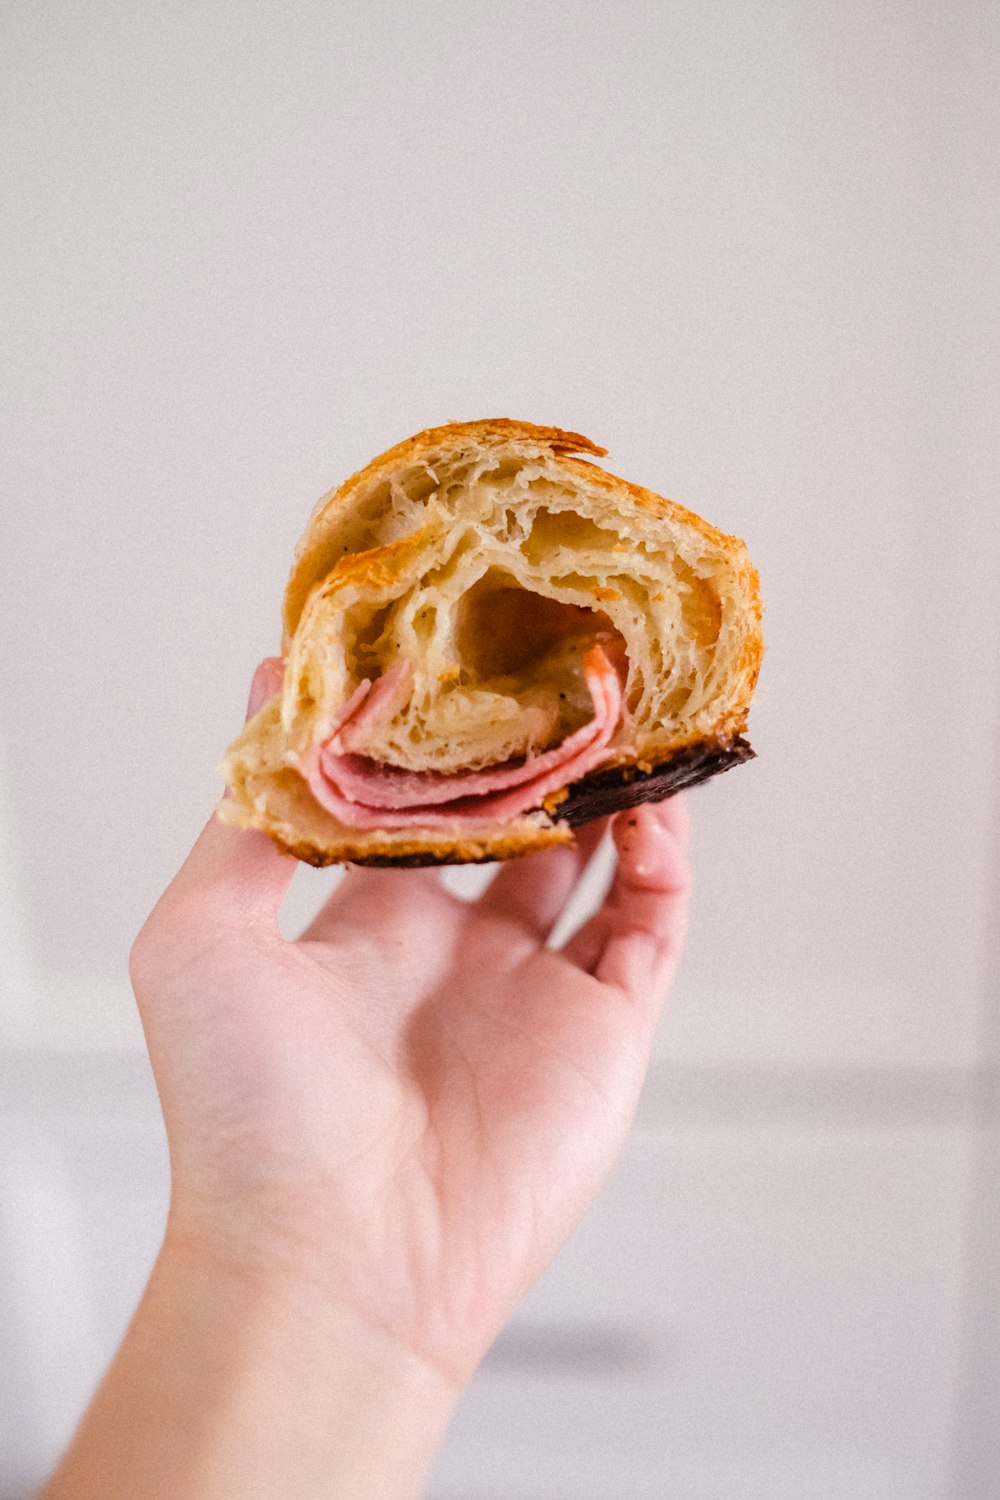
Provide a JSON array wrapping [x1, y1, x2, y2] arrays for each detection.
[[221, 420, 763, 865]]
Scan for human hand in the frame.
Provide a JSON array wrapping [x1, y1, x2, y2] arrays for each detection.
[[131, 660, 692, 1394], [45, 661, 690, 1500]]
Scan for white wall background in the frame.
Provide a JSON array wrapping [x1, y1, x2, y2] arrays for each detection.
[[1, 2, 998, 1496]]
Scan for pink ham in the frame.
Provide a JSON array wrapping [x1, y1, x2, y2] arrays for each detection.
[[300, 646, 623, 830], [252, 660, 412, 740], [330, 662, 414, 750]]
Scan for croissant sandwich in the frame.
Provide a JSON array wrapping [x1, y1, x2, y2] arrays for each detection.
[[221, 420, 763, 865]]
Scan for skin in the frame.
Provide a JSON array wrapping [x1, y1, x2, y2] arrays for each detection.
[[42, 662, 692, 1500]]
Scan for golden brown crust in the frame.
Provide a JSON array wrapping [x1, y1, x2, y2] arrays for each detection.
[[367, 417, 607, 465]]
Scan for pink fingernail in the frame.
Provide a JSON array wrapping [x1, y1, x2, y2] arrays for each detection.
[[619, 807, 676, 884]]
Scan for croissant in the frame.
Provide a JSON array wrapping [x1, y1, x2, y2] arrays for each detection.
[[221, 420, 763, 865]]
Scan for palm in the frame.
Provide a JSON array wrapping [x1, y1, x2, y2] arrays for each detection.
[[133, 806, 689, 1384]]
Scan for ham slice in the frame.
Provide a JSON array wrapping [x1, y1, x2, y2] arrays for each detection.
[[299, 646, 623, 830], [255, 661, 412, 745], [331, 662, 414, 750]]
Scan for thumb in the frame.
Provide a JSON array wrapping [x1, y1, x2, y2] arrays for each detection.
[[160, 809, 296, 932], [143, 659, 296, 941]]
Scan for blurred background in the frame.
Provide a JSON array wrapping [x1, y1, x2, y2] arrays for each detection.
[[2, 1, 998, 1496]]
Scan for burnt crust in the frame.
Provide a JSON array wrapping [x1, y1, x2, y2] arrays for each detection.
[[338, 848, 512, 869], [557, 736, 755, 825]]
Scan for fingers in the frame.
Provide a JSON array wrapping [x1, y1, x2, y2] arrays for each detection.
[[300, 819, 607, 950], [563, 797, 691, 1015], [297, 864, 451, 945], [478, 819, 610, 941]]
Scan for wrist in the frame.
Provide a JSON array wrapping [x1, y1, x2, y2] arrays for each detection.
[[159, 1235, 460, 1493], [47, 1236, 460, 1500]]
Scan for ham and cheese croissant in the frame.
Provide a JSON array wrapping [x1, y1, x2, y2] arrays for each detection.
[[220, 420, 763, 865]]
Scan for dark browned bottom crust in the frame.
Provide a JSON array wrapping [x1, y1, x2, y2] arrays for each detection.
[[558, 735, 755, 825], [344, 736, 755, 867]]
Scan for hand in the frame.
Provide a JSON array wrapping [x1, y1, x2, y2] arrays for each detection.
[[133, 663, 691, 1389], [131, 661, 692, 1392], [45, 661, 690, 1499]]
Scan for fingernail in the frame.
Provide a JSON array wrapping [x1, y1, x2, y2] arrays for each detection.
[[617, 806, 679, 885]]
